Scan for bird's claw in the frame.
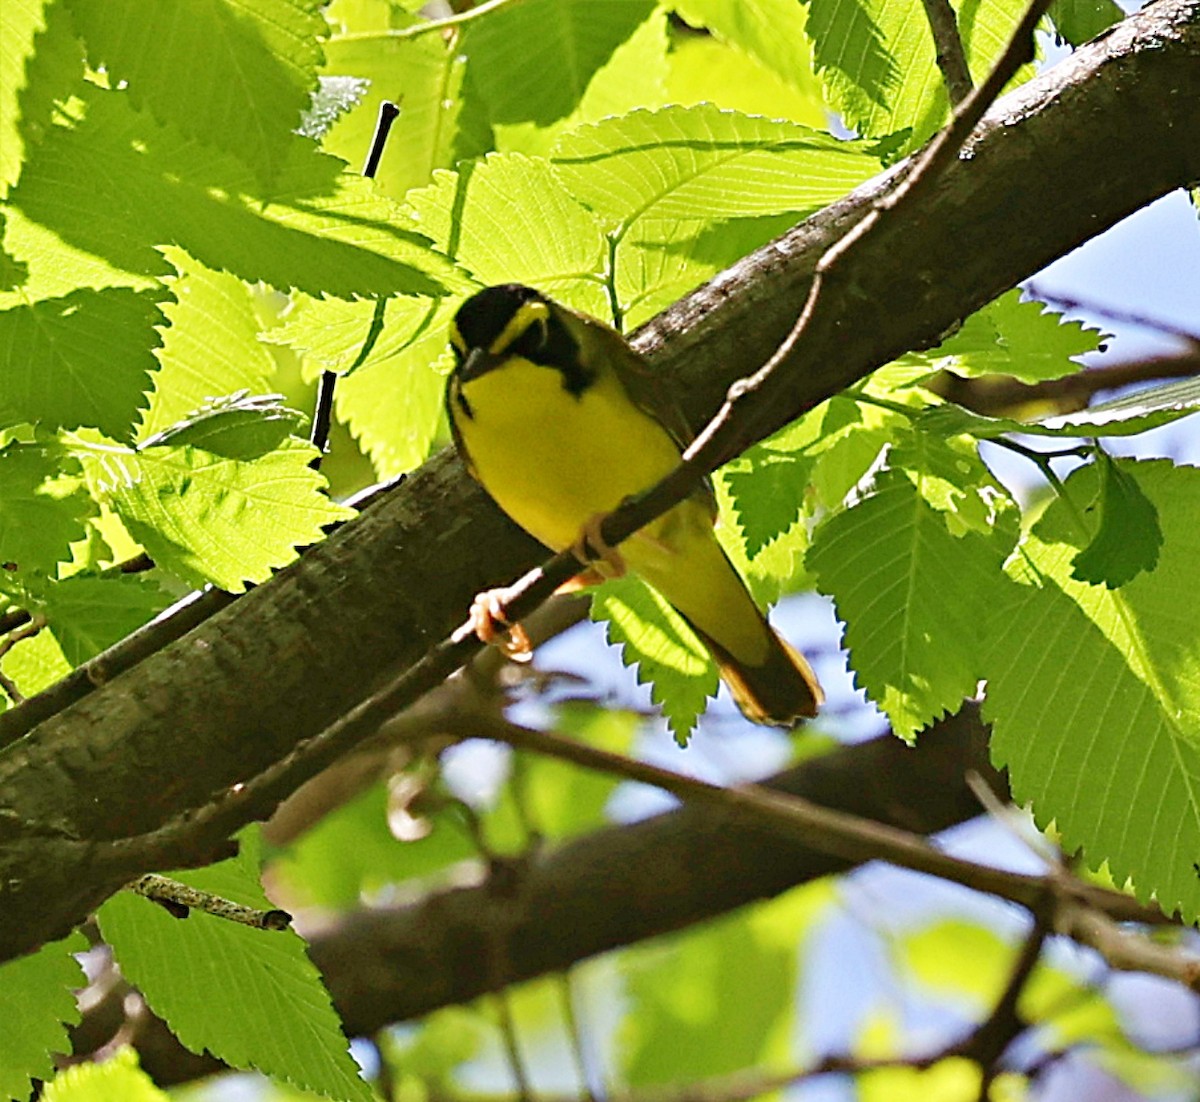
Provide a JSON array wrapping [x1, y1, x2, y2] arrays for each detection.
[[468, 589, 533, 661], [571, 513, 627, 578]]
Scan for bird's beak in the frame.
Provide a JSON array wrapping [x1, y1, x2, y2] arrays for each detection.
[[460, 347, 503, 382]]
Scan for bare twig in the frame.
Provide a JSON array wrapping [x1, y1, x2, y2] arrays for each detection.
[[0, 614, 46, 704], [920, 0, 975, 104], [955, 909, 1051, 1094], [1056, 901, 1200, 991], [473, 717, 1156, 931], [128, 874, 291, 930], [1025, 284, 1200, 346], [934, 348, 1200, 416]]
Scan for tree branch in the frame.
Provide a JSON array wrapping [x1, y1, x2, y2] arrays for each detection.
[[920, 0, 975, 104]]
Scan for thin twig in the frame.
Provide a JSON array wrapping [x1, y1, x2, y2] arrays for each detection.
[[920, 0, 975, 104], [494, 987, 536, 1102], [934, 348, 1200, 416], [128, 874, 291, 930], [1056, 902, 1200, 991], [335, 0, 527, 42], [1025, 284, 1200, 346], [0, 614, 46, 704], [955, 909, 1051, 1094]]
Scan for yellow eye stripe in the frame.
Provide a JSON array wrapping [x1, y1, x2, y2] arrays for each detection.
[[491, 299, 550, 355]]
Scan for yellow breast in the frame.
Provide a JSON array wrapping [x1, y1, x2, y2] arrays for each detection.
[[453, 357, 683, 552]]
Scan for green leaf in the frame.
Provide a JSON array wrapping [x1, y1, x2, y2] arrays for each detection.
[[320, 29, 492, 200], [34, 572, 173, 666], [0, 204, 160, 305], [0, 930, 87, 1102], [621, 884, 830, 1085], [139, 250, 279, 441], [523, 703, 639, 839], [0, 0, 86, 194], [918, 377, 1200, 441], [983, 459, 1200, 922], [1, 0, 53, 190], [903, 290, 1104, 384], [81, 435, 354, 593], [665, 29, 826, 129], [722, 448, 815, 560], [551, 103, 879, 227], [0, 621, 72, 700], [672, 0, 821, 103], [140, 392, 308, 457], [808, 437, 1019, 739], [64, 0, 327, 184], [270, 293, 453, 477], [405, 153, 609, 309], [1049, 0, 1123, 46], [44, 1046, 169, 1102], [462, 0, 657, 126], [591, 575, 718, 745], [0, 439, 97, 573], [0, 287, 165, 442], [1045, 376, 1200, 436], [719, 405, 862, 559], [1070, 453, 1163, 588], [10, 86, 466, 298], [271, 780, 477, 908], [807, 0, 1039, 150], [488, 6, 672, 158], [98, 831, 374, 1102], [804, 396, 895, 509], [615, 212, 797, 327]]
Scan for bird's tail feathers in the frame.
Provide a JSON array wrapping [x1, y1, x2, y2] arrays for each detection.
[[687, 620, 824, 727]]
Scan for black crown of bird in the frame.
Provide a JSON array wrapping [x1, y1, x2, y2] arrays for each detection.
[[446, 283, 823, 727]]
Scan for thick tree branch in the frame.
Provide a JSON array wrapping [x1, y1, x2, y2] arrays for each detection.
[[1, 0, 1198, 963]]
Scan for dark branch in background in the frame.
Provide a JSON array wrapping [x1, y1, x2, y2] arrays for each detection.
[[309, 100, 400, 466], [71, 707, 1192, 1086], [1, 0, 1197, 965], [919, 0, 975, 104], [1025, 283, 1200, 345], [957, 909, 1051, 1092], [75, 711, 1005, 1079], [935, 347, 1200, 416]]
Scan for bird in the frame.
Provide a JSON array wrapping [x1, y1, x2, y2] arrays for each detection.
[[445, 283, 823, 726]]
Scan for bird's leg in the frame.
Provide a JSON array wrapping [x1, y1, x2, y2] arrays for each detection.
[[467, 587, 532, 660], [570, 512, 627, 578]]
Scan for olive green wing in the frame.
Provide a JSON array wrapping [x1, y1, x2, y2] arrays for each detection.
[[568, 307, 718, 517]]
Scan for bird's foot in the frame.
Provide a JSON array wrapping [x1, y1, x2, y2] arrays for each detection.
[[467, 588, 532, 661], [571, 513, 627, 578]]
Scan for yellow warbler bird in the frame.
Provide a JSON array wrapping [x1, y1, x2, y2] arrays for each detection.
[[445, 283, 822, 726]]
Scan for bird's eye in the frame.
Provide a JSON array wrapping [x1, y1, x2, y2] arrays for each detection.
[[510, 315, 549, 359]]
